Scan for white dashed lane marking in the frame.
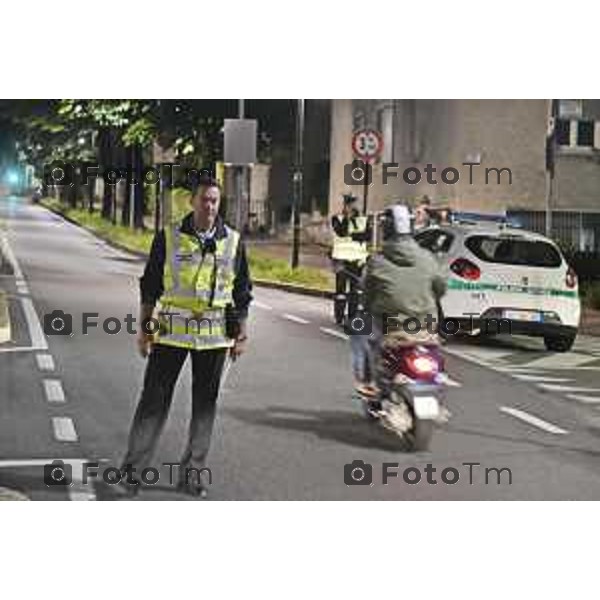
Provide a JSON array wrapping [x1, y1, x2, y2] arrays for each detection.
[[36, 353, 55, 372], [52, 417, 78, 442], [499, 406, 569, 435], [254, 301, 273, 311], [319, 327, 349, 341], [282, 314, 310, 325], [43, 379, 66, 403]]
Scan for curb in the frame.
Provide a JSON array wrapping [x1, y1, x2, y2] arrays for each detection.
[[252, 278, 333, 299], [40, 202, 148, 260], [40, 202, 336, 300]]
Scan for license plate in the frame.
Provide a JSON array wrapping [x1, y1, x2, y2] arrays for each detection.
[[412, 395, 440, 420], [503, 310, 541, 322]]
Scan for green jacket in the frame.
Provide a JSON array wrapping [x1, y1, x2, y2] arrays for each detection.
[[364, 235, 447, 327]]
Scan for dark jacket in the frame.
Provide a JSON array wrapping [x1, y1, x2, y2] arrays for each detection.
[[331, 211, 371, 243], [139, 213, 253, 320], [365, 235, 446, 326]]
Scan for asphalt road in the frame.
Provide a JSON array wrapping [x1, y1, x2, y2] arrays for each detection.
[[2, 195, 600, 500]]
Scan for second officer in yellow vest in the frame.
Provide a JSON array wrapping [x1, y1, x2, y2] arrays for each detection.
[[330, 194, 369, 324], [119, 177, 252, 498]]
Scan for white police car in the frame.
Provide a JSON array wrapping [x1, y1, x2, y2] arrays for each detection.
[[415, 218, 580, 352]]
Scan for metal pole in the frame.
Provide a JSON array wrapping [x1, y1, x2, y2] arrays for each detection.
[[235, 100, 245, 231], [363, 164, 369, 214], [291, 99, 305, 269]]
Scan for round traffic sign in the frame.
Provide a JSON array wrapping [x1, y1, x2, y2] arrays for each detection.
[[352, 129, 383, 162]]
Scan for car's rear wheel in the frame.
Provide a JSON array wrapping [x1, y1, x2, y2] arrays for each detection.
[[543, 334, 576, 352]]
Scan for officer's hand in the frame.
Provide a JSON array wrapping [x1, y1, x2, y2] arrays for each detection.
[[230, 336, 247, 361], [137, 331, 154, 358]]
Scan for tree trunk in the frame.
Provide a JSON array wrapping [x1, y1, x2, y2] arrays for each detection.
[[133, 143, 145, 229], [121, 146, 131, 226], [99, 128, 113, 220]]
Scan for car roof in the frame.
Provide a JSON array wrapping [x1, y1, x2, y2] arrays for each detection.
[[424, 222, 557, 244]]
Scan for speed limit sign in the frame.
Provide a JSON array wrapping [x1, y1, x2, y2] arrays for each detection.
[[352, 129, 383, 163]]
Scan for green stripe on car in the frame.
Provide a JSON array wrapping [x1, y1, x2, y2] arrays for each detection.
[[447, 279, 578, 298]]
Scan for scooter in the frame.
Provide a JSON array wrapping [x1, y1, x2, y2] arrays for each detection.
[[359, 341, 447, 452]]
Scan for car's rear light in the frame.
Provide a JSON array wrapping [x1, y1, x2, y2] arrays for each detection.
[[566, 266, 577, 289], [450, 257, 481, 280]]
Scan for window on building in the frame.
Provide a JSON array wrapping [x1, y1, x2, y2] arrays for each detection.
[[556, 119, 570, 145], [577, 121, 594, 147]]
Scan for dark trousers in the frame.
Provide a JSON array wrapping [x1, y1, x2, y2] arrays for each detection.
[[334, 261, 363, 319], [122, 343, 227, 480]]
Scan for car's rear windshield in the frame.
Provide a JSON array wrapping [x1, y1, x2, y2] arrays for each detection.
[[465, 235, 563, 267], [414, 229, 455, 254]]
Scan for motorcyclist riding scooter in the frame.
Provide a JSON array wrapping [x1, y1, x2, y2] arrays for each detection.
[[361, 204, 449, 449]]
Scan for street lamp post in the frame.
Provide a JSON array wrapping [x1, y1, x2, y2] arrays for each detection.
[[291, 99, 305, 269]]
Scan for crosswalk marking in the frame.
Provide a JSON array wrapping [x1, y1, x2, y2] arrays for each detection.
[[516, 352, 599, 370], [511, 374, 574, 383], [537, 384, 600, 393], [565, 394, 600, 404], [499, 406, 568, 435]]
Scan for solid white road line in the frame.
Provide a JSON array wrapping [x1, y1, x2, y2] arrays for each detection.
[[19, 296, 48, 350], [565, 394, 600, 404], [511, 374, 574, 383], [52, 417, 78, 442], [36, 353, 55, 372], [537, 384, 600, 393], [1, 235, 48, 349], [319, 327, 349, 341], [43, 379, 66, 403], [0, 234, 24, 279], [282, 313, 310, 325], [253, 301, 273, 311], [499, 406, 569, 435]]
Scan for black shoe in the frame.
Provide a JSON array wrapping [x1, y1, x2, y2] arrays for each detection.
[[111, 477, 140, 499]]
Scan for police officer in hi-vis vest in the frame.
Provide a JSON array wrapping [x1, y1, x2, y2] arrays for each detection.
[[330, 194, 369, 324], [118, 176, 252, 498]]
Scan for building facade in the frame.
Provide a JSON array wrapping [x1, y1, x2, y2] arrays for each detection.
[[328, 99, 600, 251]]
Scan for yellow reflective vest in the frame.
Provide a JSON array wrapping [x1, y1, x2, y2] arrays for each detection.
[[331, 215, 368, 264], [156, 222, 240, 350]]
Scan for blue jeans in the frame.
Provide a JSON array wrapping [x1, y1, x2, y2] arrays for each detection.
[[350, 333, 372, 383]]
